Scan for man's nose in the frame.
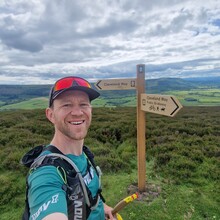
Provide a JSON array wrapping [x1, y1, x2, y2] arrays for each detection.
[[70, 105, 83, 115]]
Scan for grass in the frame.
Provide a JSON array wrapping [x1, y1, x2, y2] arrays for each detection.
[[0, 97, 48, 110], [101, 165, 219, 220]]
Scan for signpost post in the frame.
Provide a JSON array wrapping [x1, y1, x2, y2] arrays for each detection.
[[136, 64, 146, 192]]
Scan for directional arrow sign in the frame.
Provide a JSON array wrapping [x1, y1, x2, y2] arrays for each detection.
[[95, 78, 136, 90], [141, 94, 183, 117]]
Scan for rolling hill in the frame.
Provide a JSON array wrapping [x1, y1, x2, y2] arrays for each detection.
[[0, 77, 219, 109]]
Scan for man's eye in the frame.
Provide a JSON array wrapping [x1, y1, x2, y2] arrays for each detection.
[[80, 103, 90, 108], [63, 103, 71, 107]]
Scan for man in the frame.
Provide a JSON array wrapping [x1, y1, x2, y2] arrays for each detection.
[[27, 76, 114, 220]]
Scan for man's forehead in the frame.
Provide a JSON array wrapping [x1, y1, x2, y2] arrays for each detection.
[[56, 90, 90, 101]]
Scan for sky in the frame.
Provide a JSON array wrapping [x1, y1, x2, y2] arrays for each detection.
[[0, 0, 220, 84]]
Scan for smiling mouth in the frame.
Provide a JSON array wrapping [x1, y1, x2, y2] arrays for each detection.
[[69, 120, 85, 125]]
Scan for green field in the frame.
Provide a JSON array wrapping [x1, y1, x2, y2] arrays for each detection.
[[0, 97, 48, 110], [165, 89, 220, 106], [0, 106, 219, 219], [0, 88, 220, 110]]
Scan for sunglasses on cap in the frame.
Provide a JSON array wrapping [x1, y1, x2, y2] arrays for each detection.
[[49, 76, 100, 107]]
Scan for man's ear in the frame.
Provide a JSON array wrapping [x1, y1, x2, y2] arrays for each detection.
[[45, 107, 55, 124]]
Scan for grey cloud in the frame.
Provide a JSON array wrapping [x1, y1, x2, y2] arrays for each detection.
[[0, 27, 43, 52], [89, 57, 220, 80], [38, 0, 84, 33], [170, 9, 193, 31], [4, 36, 43, 53], [120, 0, 187, 11], [0, 1, 85, 53], [81, 18, 138, 38], [0, 0, 31, 14], [0, 0, 219, 84], [149, 9, 194, 36], [196, 7, 209, 24], [0, 3, 44, 52], [38, 0, 139, 41], [146, 58, 219, 73]]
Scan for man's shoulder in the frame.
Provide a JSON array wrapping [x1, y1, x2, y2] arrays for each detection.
[[29, 163, 58, 179]]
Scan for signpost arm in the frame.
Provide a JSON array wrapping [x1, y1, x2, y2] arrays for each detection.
[[136, 64, 146, 192]]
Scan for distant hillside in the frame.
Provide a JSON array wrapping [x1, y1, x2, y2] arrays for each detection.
[[92, 77, 199, 98], [0, 85, 50, 105], [184, 77, 220, 87], [146, 78, 196, 93], [0, 77, 219, 109]]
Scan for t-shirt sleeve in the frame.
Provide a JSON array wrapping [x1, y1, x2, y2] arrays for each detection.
[[28, 166, 68, 220]]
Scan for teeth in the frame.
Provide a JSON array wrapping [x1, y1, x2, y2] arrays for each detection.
[[70, 121, 83, 125]]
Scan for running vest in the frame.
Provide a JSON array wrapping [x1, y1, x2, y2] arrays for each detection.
[[21, 145, 105, 220]]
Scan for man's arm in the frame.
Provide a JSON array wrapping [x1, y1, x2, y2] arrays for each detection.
[[42, 213, 68, 220], [42, 205, 114, 220], [28, 166, 68, 220]]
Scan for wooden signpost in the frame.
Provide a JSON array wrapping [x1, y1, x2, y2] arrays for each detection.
[[95, 64, 182, 192], [141, 94, 182, 117], [95, 78, 136, 90]]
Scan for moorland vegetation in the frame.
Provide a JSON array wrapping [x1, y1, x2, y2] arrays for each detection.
[[0, 106, 219, 219]]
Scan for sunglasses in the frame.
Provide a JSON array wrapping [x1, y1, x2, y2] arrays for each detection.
[[53, 77, 91, 92], [49, 76, 94, 107]]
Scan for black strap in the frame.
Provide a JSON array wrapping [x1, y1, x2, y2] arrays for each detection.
[[46, 145, 105, 203], [22, 179, 30, 220], [45, 145, 64, 154], [83, 146, 106, 203], [21, 145, 44, 167]]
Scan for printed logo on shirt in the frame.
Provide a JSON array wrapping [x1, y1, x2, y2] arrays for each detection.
[[83, 166, 94, 185], [31, 194, 59, 220]]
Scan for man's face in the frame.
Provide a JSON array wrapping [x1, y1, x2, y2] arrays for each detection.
[[47, 90, 92, 141]]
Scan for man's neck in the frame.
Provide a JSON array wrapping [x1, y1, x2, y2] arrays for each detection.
[[50, 135, 84, 156]]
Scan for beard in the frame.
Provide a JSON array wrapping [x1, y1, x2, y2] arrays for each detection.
[[55, 119, 91, 141]]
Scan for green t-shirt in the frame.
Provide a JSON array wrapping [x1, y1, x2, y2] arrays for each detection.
[[28, 151, 105, 220]]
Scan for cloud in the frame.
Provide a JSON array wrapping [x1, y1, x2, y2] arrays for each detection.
[[0, 0, 219, 84]]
